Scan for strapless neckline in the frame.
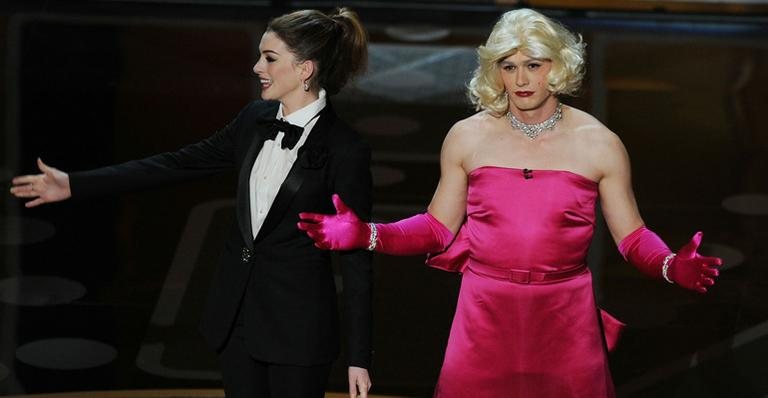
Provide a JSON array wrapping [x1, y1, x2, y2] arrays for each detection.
[[468, 165, 598, 185]]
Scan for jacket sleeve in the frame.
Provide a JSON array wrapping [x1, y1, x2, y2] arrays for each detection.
[[333, 140, 374, 369], [68, 104, 248, 198]]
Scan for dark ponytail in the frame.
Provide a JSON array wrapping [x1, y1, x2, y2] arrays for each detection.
[[267, 7, 368, 95]]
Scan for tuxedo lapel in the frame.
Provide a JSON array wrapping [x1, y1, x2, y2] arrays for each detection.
[[254, 106, 334, 243], [236, 106, 279, 249]]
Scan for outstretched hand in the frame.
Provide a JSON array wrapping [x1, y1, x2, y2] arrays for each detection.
[[297, 194, 370, 250], [9, 158, 71, 208], [669, 232, 722, 293]]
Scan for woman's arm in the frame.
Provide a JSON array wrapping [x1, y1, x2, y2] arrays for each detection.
[[328, 140, 374, 393], [67, 113, 239, 198], [10, 104, 251, 206]]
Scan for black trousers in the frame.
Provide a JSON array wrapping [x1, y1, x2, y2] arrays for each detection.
[[218, 304, 332, 398]]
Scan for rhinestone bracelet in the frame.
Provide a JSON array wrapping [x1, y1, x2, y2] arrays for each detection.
[[367, 223, 378, 251], [662, 253, 677, 284]]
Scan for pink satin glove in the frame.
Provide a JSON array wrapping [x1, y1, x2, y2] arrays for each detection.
[[619, 226, 722, 293], [298, 194, 454, 255], [667, 231, 722, 293], [298, 194, 370, 250]]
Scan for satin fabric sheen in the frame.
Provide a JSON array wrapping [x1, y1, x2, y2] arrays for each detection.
[[429, 166, 620, 398], [376, 212, 454, 255], [618, 225, 671, 279]]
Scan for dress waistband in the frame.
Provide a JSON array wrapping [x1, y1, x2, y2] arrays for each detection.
[[467, 261, 587, 284]]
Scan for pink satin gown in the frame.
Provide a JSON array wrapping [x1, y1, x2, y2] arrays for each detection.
[[428, 166, 621, 398]]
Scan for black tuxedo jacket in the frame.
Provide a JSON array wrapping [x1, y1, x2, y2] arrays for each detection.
[[69, 100, 373, 368]]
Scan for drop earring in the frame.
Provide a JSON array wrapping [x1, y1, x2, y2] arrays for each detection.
[[303, 81, 309, 92]]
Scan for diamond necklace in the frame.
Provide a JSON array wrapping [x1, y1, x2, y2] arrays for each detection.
[[506, 102, 563, 140]]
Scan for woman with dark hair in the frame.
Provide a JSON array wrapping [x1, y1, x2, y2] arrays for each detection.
[[11, 8, 373, 398], [297, 8, 722, 398]]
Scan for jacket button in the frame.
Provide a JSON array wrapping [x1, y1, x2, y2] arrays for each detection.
[[241, 247, 253, 263]]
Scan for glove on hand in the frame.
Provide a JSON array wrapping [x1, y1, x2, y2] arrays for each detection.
[[618, 227, 722, 293], [298, 194, 453, 255], [298, 194, 370, 251]]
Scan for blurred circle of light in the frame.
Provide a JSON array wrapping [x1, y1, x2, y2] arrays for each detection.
[[355, 115, 421, 136], [722, 194, 768, 216], [0, 276, 87, 306], [16, 338, 117, 370], [0, 216, 56, 246], [380, 69, 436, 91], [384, 26, 451, 42], [701, 243, 745, 271], [371, 165, 406, 187]]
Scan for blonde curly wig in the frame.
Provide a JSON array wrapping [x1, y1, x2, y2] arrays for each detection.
[[468, 9, 586, 115]]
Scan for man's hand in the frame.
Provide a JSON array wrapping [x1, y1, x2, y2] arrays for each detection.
[[298, 194, 370, 250]]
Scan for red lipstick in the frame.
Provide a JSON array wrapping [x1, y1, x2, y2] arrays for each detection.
[[514, 91, 534, 97]]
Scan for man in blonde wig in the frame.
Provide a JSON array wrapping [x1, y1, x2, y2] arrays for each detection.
[[299, 8, 721, 397], [469, 8, 585, 115]]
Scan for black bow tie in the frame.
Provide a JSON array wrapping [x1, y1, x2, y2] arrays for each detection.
[[256, 118, 304, 150]]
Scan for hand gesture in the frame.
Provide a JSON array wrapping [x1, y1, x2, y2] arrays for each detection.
[[669, 231, 722, 293], [9, 158, 71, 208], [297, 194, 369, 250], [348, 366, 372, 398]]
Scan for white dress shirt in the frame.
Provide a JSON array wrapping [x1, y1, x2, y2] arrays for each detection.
[[249, 89, 327, 239]]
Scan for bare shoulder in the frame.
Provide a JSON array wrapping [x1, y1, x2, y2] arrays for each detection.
[[567, 106, 625, 155], [443, 111, 494, 149], [448, 111, 495, 137], [437, 111, 498, 171], [565, 106, 629, 178]]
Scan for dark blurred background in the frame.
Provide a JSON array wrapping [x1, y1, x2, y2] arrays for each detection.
[[1, 0, 767, 397]]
